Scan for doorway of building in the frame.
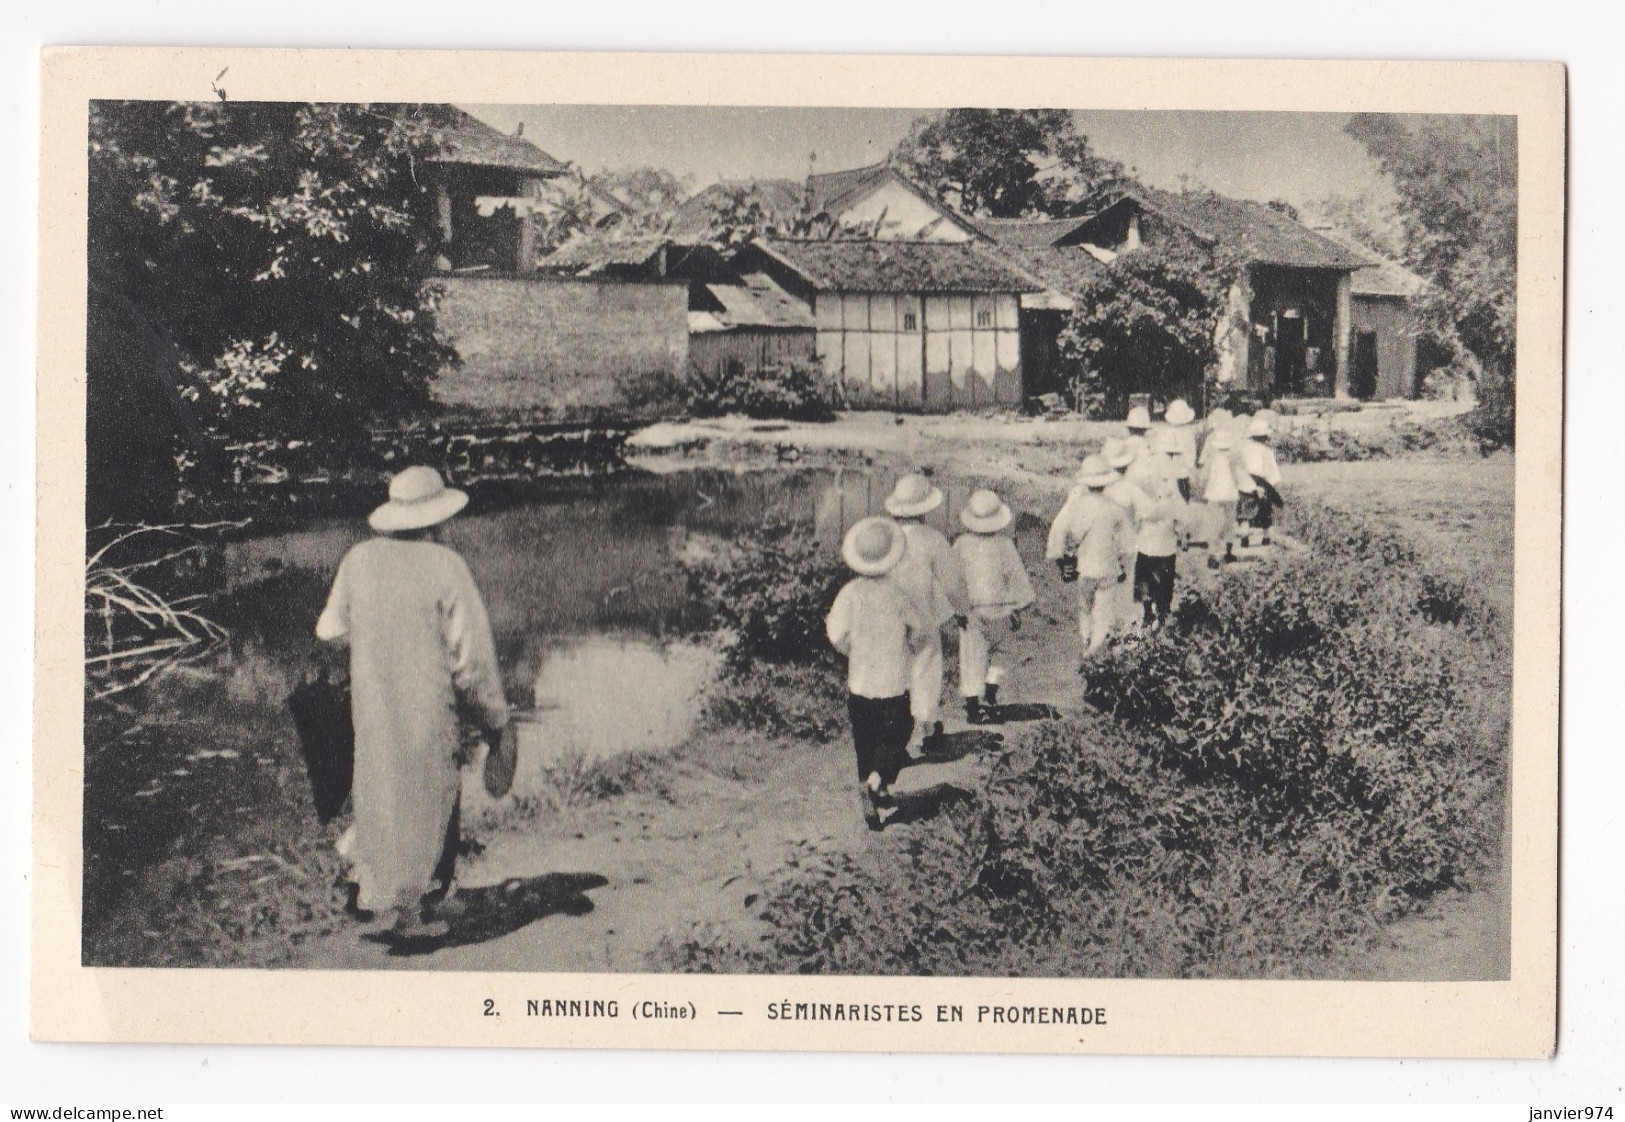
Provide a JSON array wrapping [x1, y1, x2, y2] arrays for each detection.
[[1352, 330, 1379, 400], [1275, 309, 1307, 395]]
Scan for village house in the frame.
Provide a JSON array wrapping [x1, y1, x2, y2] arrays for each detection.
[[672, 162, 1066, 409], [731, 238, 1047, 409], [984, 188, 1373, 403], [670, 161, 986, 243], [1311, 226, 1432, 400]]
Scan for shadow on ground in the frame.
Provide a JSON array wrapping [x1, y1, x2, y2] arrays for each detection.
[[886, 782, 976, 827], [918, 727, 1005, 763], [368, 872, 609, 957]]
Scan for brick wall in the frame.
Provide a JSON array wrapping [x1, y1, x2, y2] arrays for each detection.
[[433, 276, 689, 417]]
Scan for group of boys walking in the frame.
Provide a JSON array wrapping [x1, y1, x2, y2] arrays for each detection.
[[825, 400, 1285, 830]]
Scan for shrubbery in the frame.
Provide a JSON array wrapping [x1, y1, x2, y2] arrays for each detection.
[[664, 502, 1508, 977], [683, 521, 851, 742], [686, 358, 836, 423]]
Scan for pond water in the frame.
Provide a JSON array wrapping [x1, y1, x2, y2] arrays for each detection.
[[208, 465, 1049, 785]]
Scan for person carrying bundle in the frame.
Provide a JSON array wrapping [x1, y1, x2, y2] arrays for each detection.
[[1237, 413, 1285, 546], [826, 516, 932, 831], [1046, 454, 1134, 660], [882, 473, 971, 755], [953, 489, 1036, 724]]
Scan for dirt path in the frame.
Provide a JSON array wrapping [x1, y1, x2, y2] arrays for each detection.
[[295, 452, 1513, 978]]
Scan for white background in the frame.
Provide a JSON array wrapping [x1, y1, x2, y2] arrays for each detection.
[[1, 0, 1618, 1106]]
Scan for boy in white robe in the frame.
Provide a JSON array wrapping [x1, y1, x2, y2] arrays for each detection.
[[882, 473, 970, 754], [953, 489, 1037, 724], [1047, 454, 1134, 660]]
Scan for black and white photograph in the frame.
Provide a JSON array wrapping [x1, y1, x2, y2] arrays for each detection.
[[30, 48, 1566, 1057], [75, 94, 1524, 972]]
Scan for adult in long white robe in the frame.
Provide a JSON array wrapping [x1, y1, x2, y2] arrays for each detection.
[[315, 478, 509, 917]]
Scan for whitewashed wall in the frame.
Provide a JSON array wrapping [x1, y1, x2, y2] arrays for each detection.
[[815, 291, 1022, 409]]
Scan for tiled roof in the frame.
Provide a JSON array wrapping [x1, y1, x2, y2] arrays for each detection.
[[703, 272, 816, 330], [669, 179, 806, 237], [756, 238, 1044, 294], [992, 244, 1108, 300], [977, 216, 1094, 249], [426, 108, 569, 177], [1311, 227, 1428, 297], [1094, 188, 1367, 270], [670, 163, 981, 240], [538, 234, 720, 280]]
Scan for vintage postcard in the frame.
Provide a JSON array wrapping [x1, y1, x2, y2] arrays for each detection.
[[33, 48, 1564, 1055]]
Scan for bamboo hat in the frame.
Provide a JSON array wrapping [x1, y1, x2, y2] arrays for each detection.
[[960, 489, 1014, 534], [368, 466, 469, 533], [1248, 414, 1274, 438], [1100, 436, 1136, 470], [1164, 399, 1196, 426], [1076, 454, 1118, 489], [883, 472, 945, 519], [842, 516, 907, 577], [1125, 404, 1153, 430]]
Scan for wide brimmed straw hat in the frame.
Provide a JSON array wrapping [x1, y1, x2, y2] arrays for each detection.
[[1248, 414, 1273, 438], [1076, 454, 1118, 489], [883, 472, 944, 518], [1208, 407, 1234, 428], [1165, 399, 1196, 426], [1100, 436, 1136, 470], [368, 466, 469, 533], [1150, 427, 1183, 456], [842, 516, 907, 577], [1125, 404, 1152, 430], [960, 489, 1013, 534]]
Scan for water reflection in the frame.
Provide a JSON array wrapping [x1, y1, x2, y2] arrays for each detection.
[[495, 636, 719, 800], [813, 468, 982, 545]]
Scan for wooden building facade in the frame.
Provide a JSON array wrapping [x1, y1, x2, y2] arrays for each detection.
[[735, 239, 1039, 409]]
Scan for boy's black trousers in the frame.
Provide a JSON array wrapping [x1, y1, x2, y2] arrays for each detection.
[[848, 692, 913, 786]]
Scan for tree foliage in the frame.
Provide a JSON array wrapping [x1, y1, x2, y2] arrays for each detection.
[[1345, 114, 1518, 448], [891, 109, 1131, 219], [1057, 230, 1240, 416], [698, 182, 871, 251], [87, 100, 458, 515], [532, 165, 693, 256]]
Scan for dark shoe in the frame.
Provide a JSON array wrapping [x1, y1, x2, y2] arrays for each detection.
[[964, 697, 982, 723], [1207, 557, 1221, 571], [1261, 535, 1272, 546], [983, 684, 1000, 708], [920, 722, 946, 755]]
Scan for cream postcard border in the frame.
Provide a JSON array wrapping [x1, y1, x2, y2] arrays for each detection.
[[32, 48, 1565, 1056]]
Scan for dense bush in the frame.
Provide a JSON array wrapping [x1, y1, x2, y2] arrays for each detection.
[[663, 502, 1508, 977], [683, 521, 851, 741], [685, 522, 850, 670], [1270, 416, 1476, 463], [686, 358, 836, 423]]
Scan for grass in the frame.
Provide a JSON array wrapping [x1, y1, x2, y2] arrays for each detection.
[[657, 495, 1510, 978]]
